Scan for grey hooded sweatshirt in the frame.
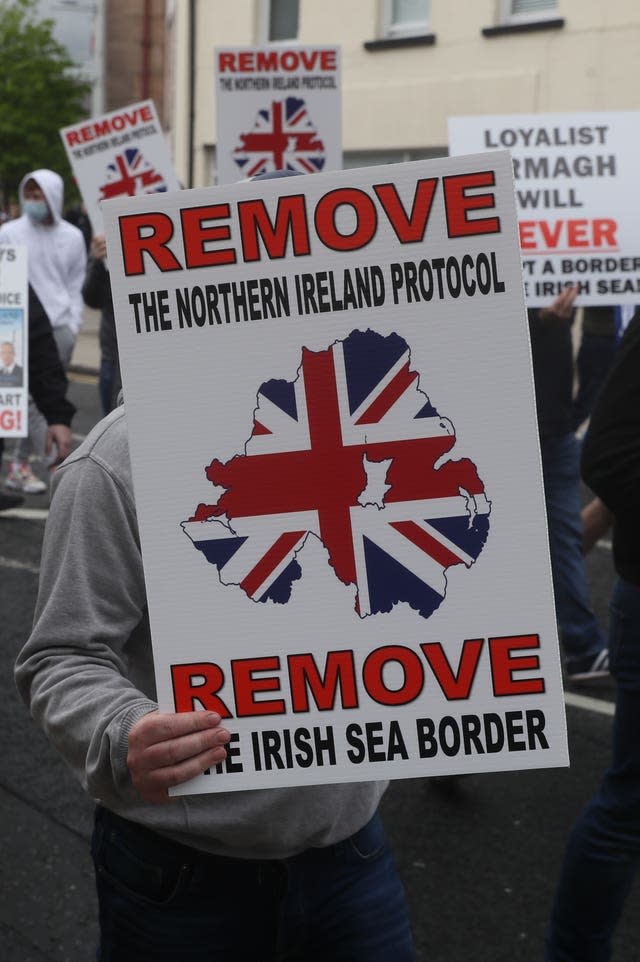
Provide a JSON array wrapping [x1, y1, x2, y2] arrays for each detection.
[[15, 405, 387, 859], [0, 169, 86, 335]]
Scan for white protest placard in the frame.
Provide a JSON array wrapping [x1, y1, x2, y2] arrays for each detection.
[[0, 245, 28, 437], [449, 111, 640, 306], [102, 153, 568, 795], [215, 46, 341, 185], [60, 100, 181, 234]]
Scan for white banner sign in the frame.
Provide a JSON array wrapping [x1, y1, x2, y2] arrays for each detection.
[[60, 100, 181, 234], [215, 45, 341, 185], [102, 153, 568, 795], [449, 111, 640, 306], [0, 245, 28, 437]]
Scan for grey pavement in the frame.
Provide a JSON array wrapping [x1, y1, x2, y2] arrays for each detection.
[[69, 305, 100, 376]]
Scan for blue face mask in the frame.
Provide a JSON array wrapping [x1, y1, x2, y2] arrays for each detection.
[[23, 199, 50, 223]]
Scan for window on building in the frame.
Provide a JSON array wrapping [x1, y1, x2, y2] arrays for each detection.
[[383, 0, 430, 38], [266, 0, 299, 41], [343, 146, 446, 170], [501, 0, 557, 23]]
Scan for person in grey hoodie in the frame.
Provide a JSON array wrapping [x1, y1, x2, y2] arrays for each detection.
[[0, 169, 86, 494], [14, 400, 415, 961]]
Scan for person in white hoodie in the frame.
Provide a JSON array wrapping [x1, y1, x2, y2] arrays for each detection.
[[0, 169, 86, 494]]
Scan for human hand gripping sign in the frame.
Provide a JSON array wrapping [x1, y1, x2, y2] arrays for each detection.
[[127, 711, 231, 803], [540, 284, 579, 320]]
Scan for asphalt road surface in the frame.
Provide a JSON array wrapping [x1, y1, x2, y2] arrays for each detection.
[[1, 375, 637, 962]]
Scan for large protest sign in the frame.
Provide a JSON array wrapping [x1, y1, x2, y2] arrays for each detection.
[[215, 46, 341, 185], [60, 100, 181, 234], [102, 153, 568, 795], [449, 111, 640, 306], [0, 245, 28, 438]]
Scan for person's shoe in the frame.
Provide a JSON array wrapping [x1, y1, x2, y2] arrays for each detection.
[[565, 649, 611, 685], [0, 490, 24, 512], [5, 462, 47, 495]]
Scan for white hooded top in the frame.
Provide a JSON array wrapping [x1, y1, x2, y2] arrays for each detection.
[[0, 169, 87, 335]]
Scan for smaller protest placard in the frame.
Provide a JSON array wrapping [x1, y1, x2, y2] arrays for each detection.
[[0, 244, 28, 437], [449, 111, 640, 306], [60, 100, 181, 234], [215, 45, 341, 185]]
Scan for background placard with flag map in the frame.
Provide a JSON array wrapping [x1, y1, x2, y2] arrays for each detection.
[[60, 99, 181, 235], [102, 151, 569, 795], [215, 45, 342, 185]]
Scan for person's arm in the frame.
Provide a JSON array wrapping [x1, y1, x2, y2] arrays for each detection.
[[15, 454, 154, 801], [28, 287, 75, 465], [581, 313, 640, 518], [44, 424, 72, 466], [537, 285, 579, 325], [82, 234, 109, 309], [581, 496, 614, 554], [14, 449, 229, 804], [27, 286, 76, 462]]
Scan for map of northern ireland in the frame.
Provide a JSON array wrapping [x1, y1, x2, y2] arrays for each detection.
[[181, 329, 491, 619]]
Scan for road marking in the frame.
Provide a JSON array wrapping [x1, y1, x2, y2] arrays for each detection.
[[594, 539, 612, 551], [565, 690, 615, 717], [0, 507, 49, 521], [0, 554, 40, 575]]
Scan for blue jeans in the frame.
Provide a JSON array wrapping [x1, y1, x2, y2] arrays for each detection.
[[91, 806, 415, 962], [99, 358, 122, 416], [545, 577, 640, 961], [540, 433, 605, 662]]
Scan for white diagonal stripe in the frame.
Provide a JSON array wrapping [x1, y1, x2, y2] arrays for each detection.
[[0, 554, 40, 575]]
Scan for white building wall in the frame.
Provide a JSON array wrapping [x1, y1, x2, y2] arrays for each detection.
[[167, 0, 640, 187]]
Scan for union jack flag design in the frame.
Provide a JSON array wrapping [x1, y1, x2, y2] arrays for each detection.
[[99, 148, 168, 201], [182, 330, 491, 619], [232, 97, 326, 177]]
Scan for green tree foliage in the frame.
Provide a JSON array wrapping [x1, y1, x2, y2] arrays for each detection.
[[0, 0, 90, 201]]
